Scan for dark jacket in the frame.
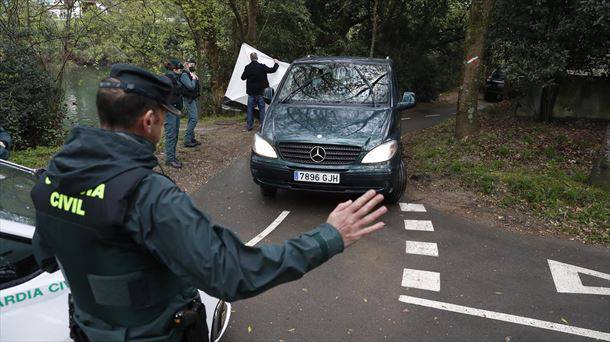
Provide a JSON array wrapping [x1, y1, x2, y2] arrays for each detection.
[[241, 61, 279, 96], [0, 126, 11, 160], [32, 126, 344, 341], [180, 71, 199, 102]]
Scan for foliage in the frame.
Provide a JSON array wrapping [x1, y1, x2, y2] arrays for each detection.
[[74, 0, 193, 69], [488, 0, 610, 89], [0, 42, 67, 149], [256, 0, 317, 61], [405, 105, 609, 243], [289, 0, 469, 101], [10, 145, 62, 169]]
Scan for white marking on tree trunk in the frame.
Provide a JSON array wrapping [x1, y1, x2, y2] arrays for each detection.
[[246, 211, 290, 246], [404, 220, 434, 231], [405, 241, 439, 256], [401, 268, 440, 291], [548, 260, 610, 296], [399, 203, 426, 212], [466, 56, 479, 64], [399, 295, 610, 341]]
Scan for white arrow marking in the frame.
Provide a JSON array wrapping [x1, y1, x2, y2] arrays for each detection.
[[548, 259, 610, 296]]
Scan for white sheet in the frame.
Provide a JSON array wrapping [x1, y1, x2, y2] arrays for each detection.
[[224, 43, 290, 106]]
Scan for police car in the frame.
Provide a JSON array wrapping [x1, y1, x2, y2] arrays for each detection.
[[0, 159, 231, 341]]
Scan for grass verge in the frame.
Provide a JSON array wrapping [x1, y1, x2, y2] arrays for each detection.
[[11, 114, 247, 169], [404, 103, 609, 244]]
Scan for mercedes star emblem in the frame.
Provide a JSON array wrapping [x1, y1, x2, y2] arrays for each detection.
[[310, 146, 326, 163]]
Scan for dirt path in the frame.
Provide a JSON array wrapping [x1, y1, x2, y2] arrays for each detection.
[[154, 120, 254, 193]]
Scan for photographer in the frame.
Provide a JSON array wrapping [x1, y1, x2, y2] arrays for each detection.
[[181, 58, 201, 148], [163, 59, 184, 168], [0, 126, 12, 160]]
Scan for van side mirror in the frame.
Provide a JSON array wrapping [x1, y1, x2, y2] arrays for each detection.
[[263, 87, 275, 104], [397, 91, 416, 111]]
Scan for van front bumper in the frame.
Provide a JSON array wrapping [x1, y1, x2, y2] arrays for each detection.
[[250, 153, 398, 194]]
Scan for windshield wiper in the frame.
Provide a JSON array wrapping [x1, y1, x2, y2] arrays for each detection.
[[280, 71, 332, 103]]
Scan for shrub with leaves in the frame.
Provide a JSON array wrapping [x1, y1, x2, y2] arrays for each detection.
[[0, 43, 66, 149]]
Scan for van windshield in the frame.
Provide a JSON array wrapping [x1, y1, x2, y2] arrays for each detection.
[[278, 62, 390, 106]]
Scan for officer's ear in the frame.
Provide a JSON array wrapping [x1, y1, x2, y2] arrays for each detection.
[[141, 109, 156, 134]]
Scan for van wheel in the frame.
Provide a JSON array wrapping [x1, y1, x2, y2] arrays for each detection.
[[385, 160, 406, 204], [260, 185, 277, 197]]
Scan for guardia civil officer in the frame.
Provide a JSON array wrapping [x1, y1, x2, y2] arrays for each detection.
[[0, 126, 11, 160], [31, 64, 388, 341], [181, 58, 201, 148], [164, 59, 184, 168]]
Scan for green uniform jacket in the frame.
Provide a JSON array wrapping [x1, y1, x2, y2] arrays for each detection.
[[0, 126, 11, 160], [33, 126, 344, 341]]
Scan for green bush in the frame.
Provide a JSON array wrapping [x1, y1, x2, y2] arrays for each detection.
[[0, 43, 66, 149]]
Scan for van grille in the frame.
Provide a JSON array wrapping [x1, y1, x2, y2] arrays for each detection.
[[278, 142, 361, 165]]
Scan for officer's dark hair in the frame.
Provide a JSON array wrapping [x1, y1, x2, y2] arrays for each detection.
[[96, 77, 163, 129]]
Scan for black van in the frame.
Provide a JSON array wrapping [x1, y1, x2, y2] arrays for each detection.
[[250, 56, 415, 203]]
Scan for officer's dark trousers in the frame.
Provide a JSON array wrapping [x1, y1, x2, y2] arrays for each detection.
[[0, 147, 8, 160], [164, 112, 180, 162], [183, 99, 198, 145]]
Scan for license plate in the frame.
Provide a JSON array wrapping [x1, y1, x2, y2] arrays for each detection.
[[294, 171, 340, 184]]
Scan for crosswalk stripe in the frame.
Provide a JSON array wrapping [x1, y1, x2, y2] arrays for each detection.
[[401, 268, 440, 292], [399, 203, 426, 212], [404, 219, 434, 231], [405, 241, 439, 256]]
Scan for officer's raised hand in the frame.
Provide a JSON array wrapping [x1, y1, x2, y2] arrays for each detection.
[[327, 190, 387, 247]]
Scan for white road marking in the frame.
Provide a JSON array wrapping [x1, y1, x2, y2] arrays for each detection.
[[405, 241, 439, 257], [246, 211, 290, 246], [404, 219, 434, 231], [548, 259, 610, 296], [399, 203, 426, 212], [401, 117, 412, 120], [399, 295, 610, 341], [401, 268, 440, 291], [424, 114, 441, 118]]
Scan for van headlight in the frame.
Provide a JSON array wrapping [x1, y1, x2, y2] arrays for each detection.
[[361, 140, 398, 164], [253, 133, 278, 158]]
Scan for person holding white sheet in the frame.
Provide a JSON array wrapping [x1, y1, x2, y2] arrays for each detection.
[[240, 52, 279, 131]]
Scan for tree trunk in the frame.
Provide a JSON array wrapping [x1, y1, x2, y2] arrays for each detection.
[[56, 0, 76, 84], [227, 0, 246, 42], [204, 40, 226, 112], [369, 0, 379, 58], [538, 83, 558, 122], [455, 0, 494, 139], [246, 0, 258, 45]]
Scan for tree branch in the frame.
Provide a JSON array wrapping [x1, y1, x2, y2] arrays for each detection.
[[227, 0, 246, 42]]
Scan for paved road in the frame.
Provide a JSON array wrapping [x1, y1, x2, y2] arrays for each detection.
[[192, 104, 610, 342]]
